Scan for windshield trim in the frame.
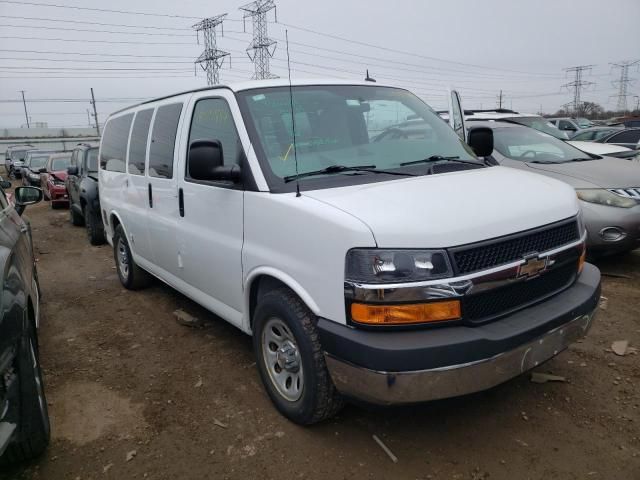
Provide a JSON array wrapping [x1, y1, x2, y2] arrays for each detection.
[[235, 85, 480, 193]]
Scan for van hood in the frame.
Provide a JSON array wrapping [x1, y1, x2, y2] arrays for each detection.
[[303, 166, 579, 248], [50, 170, 68, 181], [567, 140, 631, 155], [525, 157, 640, 189]]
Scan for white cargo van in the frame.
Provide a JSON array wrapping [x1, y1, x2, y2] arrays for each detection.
[[99, 80, 600, 424]]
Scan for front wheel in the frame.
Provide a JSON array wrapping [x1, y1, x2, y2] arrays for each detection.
[[69, 205, 84, 226], [0, 320, 50, 466], [253, 287, 344, 425], [113, 224, 151, 290]]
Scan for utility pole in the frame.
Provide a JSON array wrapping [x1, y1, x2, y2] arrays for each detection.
[[240, 0, 278, 80], [497, 90, 503, 109], [20, 90, 30, 128], [90, 88, 100, 135], [193, 14, 230, 86], [610, 60, 639, 113], [562, 65, 595, 116], [635, 95, 640, 112], [86, 109, 91, 127]]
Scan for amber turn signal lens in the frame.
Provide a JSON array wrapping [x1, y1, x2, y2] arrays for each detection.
[[351, 300, 461, 326], [578, 246, 587, 274]]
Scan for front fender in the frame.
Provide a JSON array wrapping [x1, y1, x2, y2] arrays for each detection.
[[243, 266, 321, 333]]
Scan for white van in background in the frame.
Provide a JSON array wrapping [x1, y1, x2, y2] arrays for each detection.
[[98, 79, 600, 424]]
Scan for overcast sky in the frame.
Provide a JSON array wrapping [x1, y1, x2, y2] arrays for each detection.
[[0, 0, 639, 128]]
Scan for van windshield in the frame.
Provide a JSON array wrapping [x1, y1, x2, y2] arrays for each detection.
[[87, 148, 99, 173], [237, 85, 479, 191]]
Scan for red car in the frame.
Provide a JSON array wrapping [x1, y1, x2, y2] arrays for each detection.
[[40, 152, 72, 208]]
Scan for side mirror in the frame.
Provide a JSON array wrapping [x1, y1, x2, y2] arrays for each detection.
[[0, 180, 11, 189], [38, 168, 47, 174], [188, 139, 241, 183], [14, 186, 43, 216], [467, 127, 494, 157], [67, 165, 79, 176]]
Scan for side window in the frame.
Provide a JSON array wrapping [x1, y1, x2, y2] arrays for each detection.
[[149, 103, 183, 179], [187, 98, 241, 180], [100, 113, 134, 172], [128, 109, 154, 175], [608, 130, 640, 144]]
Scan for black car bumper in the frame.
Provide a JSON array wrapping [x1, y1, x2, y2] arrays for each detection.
[[318, 263, 601, 405]]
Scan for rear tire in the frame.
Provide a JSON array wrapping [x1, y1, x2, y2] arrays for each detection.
[[0, 318, 50, 466], [85, 206, 105, 246], [113, 224, 151, 290], [69, 205, 84, 226], [253, 287, 344, 425]]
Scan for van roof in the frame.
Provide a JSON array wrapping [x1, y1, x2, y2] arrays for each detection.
[[109, 78, 392, 117]]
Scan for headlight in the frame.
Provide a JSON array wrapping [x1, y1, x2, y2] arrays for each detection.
[[576, 189, 637, 208], [345, 249, 452, 284]]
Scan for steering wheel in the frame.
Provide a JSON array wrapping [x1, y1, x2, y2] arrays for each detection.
[[521, 150, 538, 158]]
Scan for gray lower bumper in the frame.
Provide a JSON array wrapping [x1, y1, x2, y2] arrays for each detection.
[[325, 311, 596, 405]]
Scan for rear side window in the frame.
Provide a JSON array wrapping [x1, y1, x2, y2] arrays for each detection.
[[149, 103, 183, 179], [187, 98, 241, 179], [607, 130, 640, 144], [100, 113, 134, 172], [128, 109, 154, 175]]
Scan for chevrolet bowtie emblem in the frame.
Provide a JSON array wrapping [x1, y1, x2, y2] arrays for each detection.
[[517, 254, 548, 279]]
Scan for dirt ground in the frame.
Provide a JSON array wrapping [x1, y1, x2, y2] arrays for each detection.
[[1, 191, 639, 480]]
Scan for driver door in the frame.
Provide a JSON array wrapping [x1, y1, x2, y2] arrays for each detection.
[[448, 89, 467, 142]]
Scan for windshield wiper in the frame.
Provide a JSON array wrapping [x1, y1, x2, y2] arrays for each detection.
[[283, 164, 415, 183], [567, 157, 595, 162], [400, 155, 480, 167]]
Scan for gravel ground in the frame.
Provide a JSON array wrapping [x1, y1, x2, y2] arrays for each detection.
[[1, 195, 639, 480]]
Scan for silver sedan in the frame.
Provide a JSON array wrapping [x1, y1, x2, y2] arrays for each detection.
[[470, 121, 640, 256]]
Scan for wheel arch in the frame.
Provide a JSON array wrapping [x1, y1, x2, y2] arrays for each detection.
[[245, 268, 320, 334], [107, 211, 126, 247]]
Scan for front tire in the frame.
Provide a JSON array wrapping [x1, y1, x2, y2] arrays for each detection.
[[113, 224, 151, 290], [253, 287, 344, 425], [0, 319, 50, 466], [85, 206, 105, 245], [69, 205, 84, 226]]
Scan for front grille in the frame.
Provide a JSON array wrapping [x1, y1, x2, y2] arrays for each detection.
[[451, 219, 579, 275], [609, 188, 640, 200], [463, 261, 578, 323]]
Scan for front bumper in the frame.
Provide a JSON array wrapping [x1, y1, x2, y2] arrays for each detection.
[[49, 186, 68, 203], [320, 263, 601, 405], [581, 201, 640, 253]]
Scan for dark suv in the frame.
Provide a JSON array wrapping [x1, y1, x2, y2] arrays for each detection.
[[0, 182, 50, 466], [66, 144, 105, 245]]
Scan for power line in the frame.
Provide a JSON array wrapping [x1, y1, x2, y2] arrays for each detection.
[[0, 0, 202, 19], [0, 22, 196, 37], [0, 14, 194, 30], [276, 21, 562, 77], [0, 35, 195, 45]]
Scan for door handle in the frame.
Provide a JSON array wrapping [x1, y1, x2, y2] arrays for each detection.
[[148, 183, 153, 208], [178, 188, 184, 217]]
